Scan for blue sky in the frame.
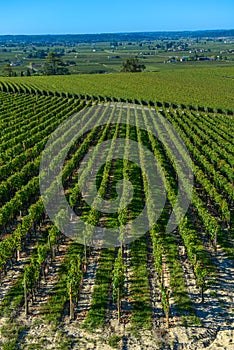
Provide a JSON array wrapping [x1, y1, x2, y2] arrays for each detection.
[[0, 0, 233, 34]]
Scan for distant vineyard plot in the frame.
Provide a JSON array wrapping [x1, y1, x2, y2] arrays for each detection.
[[0, 66, 234, 110]]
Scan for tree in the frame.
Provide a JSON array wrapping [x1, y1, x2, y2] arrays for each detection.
[[112, 248, 125, 322], [43, 52, 69, 76], [120, 57, 145, 72], [3, 64, 13, 77]]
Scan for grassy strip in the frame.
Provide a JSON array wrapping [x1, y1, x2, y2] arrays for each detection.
[[41, 241, 84, 323], [0, 272, 24, 318], [130, 236, 152, 330], [152, 207, 195, 317], [82, 247, 115, 330], [0, 320, 27, 350]]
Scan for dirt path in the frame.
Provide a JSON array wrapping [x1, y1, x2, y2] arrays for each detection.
[[161, 253, 178, 322], [101, 244, 132, 342], [61, 248, 106, 349], [75, 248, 100, 322], [104, 248, 119, 332], [7, 240, 69, 349], [0, 259, 25, 302], [176, 236, 234, 349], [122, 244, 132, 324]]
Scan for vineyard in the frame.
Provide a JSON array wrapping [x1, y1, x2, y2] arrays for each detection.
[[0, 81, 233, 350], [0, 65, 234, 110]]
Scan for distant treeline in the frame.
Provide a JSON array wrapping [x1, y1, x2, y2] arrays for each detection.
[[0, 29, 234, 45]]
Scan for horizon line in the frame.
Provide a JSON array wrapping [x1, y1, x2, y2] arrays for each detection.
[[0, 28, 233, 36]]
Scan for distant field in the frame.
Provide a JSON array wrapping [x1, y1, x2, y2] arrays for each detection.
[[1, 66, 234, 110]]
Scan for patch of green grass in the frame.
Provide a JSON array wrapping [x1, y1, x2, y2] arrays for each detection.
[[107, 334, 122, 348], [180, 315, 202, 327], [0, 321, 28, 350], [0, 273, 24, 318], [130, 237, 152, 330], [83, 248, 116, 330]]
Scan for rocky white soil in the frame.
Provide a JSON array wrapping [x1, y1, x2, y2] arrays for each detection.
[[0, 241, 233, 350], [75, 249, 100, 322]]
